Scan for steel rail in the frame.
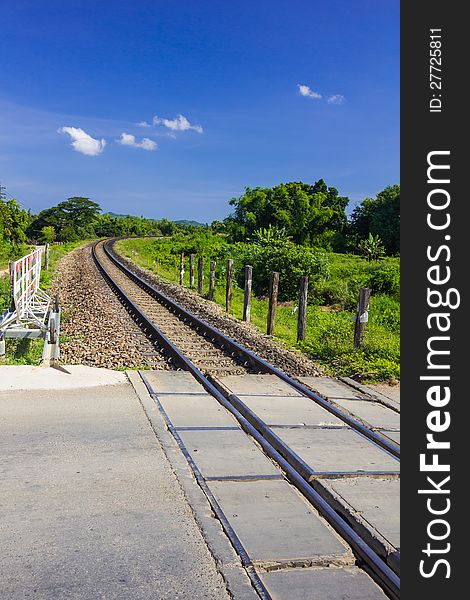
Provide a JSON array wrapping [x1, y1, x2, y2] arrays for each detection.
[[92, 240, 400, 599], [104, 239, 399, 459]]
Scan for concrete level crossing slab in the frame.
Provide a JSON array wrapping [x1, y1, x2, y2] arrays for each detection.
[[342, 377, 401, 409], [0, 371, 231, 600], [158, 393, 238, 428], [178, 428, 280, 478], [220, 374, 302, 396], [322, 477, 400, 550], [274, 427, 399, 473], [300, 376, 364, 400], [383, 431, 400, 444], [237, 394, 345, 427], [144, 370, 207, 394], [330, 398, 400, 430], [260, 566, 387, 599], [208, 479, 351, 565]]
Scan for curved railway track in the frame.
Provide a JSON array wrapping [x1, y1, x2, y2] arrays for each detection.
[[94, 241, 248, 377], [92, 239, 400, 599]]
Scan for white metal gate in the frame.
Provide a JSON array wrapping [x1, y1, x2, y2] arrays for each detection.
[[1, 247, 59, 364], [11, 247, 51, 327]]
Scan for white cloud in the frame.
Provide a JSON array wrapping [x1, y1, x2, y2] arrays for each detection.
[[117, 132, 158, 150], [138, 137, 158, 150], [327, 94, 346, 105], [297, 84, 322, 99], [118, 133, 138, 146], [58, 126, 106, 156], [153, 114, 203, 134], [137, 120, 151, 128]]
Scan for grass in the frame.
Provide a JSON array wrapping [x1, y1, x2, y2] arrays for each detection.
[[1, 240, 94, 365], [116, 237, 400, 382]]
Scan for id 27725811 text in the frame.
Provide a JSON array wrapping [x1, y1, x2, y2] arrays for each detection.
[[429, 29, 443, 113]]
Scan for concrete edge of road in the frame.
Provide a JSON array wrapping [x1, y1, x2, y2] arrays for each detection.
[[0, 365, 128, 391], [126, 369, 260, 600]]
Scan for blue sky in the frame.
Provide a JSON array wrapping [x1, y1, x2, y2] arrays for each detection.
[[0, 0, 399, 222]]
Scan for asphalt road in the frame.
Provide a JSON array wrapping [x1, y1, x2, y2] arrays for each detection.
[[0, 377, 231, 599]]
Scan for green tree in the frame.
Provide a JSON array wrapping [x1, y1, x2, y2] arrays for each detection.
[[358, 233, 385, 261], [57, 197, 100, 229], [40, 225, 56, 243], [210, 220, 225, 234], [27, 206, 65, 240], [350, 185, 400, 255], [0, 198, 29, 246], [158, 218, 178, 236], [251, 224, 290, 245], [225, 179, 349, 249], [28, 197, 101, 241]]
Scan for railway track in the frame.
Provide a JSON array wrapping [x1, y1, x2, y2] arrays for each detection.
[[92, 239, 400, 599], [93, 241, 247, 377]]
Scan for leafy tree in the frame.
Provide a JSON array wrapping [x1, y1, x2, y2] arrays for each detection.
[[27, 206, 62, 240], [57, 197, 100, 229], [225, 179, 349, 249], [350, 185, 400, 255], [0, 198, 29, 246], [358, 233, 385, 261], [40, 225, 56, 243], [28, 197, 100, 241], [210, 220, 225, 234], [251, 224, 290, 245], [95, 213, 163, 238], [158, 218, 178, 236]]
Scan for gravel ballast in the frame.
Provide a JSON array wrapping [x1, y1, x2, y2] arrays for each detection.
[[52, 245, 168, 369]]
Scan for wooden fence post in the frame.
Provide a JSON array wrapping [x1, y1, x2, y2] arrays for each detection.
[[179, 252, 185, 285], [44, 244, 49, 270], [197, 257, 204, 294], [243, 265, 252, 322], [226, 259, 233, 313], [209, 261, 216, 300], [354, 287, 371, 348], [267, 271, 279, 335], [297, 276, 308, 342], [189, 254, 195, 288]]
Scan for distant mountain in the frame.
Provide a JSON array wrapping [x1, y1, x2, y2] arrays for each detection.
[[106, 211, 159, 220], [174, 219, 207, 227], [106, 211, 136, 218], [105, 212, 206, 226]]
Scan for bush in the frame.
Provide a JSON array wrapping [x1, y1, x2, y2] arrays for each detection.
[[167, 231, 225, 259], [312, 280, 355, 310], [307, 254, 400, 308], [0, 275, 11, 312], [368, 260, 400, 298], [236, 240, 330, 301], [369, 294, 400, 332]]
